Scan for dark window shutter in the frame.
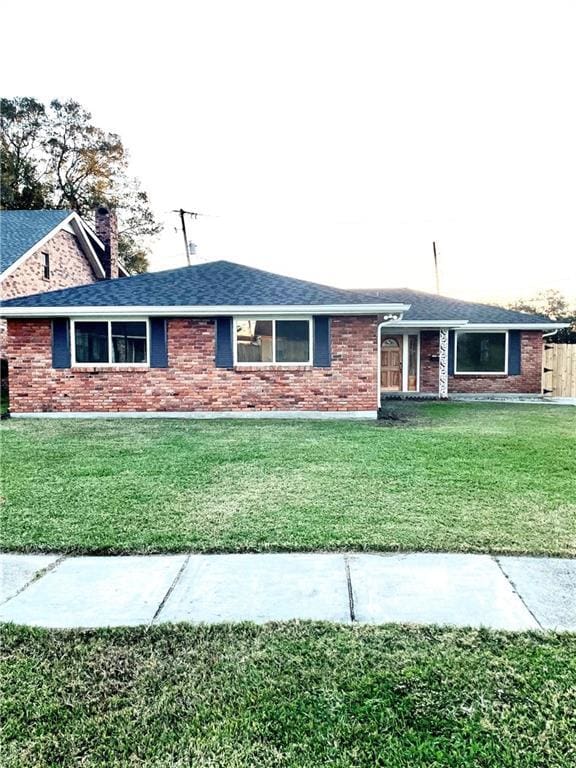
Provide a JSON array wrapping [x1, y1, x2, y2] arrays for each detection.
[[508, 330, 521, 375], [313, 316, 331, 367], [215, 316, 234, 368], [52, 319, 71, 368], [448, 330, 455, 375], [150, 318, 168, 368]]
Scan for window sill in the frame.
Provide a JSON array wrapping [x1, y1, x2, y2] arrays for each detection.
[[70, 366, 150, 372], [234, 364, 313, 372], [453, 373, 508, 377]]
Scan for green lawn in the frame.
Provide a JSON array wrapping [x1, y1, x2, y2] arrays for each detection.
[[1, 623, 575, 767], [0, 402, 574, 555]]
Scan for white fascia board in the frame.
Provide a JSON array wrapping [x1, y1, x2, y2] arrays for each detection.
[[392, 320, 470, 328], [69, 215, 106, 278], [0, 303, 411, 318], [0, 212, 76, 280], [463, 323, 569, 330], [78, 216, 105, 250]]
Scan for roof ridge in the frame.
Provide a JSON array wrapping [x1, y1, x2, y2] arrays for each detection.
[[212, 260, 387, 302]]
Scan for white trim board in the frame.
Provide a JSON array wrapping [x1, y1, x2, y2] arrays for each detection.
[[463, 323, 568, 330], [9, 410, 378, 420], [391, 321, 568, 330], [0, 303, 410, 318]]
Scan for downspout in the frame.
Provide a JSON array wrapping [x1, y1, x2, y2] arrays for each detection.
[[376, 315, 404, 408]]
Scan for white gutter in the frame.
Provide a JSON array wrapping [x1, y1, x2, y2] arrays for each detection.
[[387, 320, 469, 328], [0, 302, 412, 319], [463, 323, 569, 330]]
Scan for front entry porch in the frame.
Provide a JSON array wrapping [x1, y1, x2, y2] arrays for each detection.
[[378, 327, 452, 401]]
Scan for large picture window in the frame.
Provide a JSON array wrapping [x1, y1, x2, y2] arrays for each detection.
[[235, 318, 311, 364], [73, 320, 148, 365], [455, 331, 507, 374]]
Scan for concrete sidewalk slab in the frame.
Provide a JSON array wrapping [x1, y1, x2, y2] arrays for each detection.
[[0, 555, 186, 628], [157, 553, 351, 624], [498, 557, 576, 631], [349, 553, 539, 630], [0, 554, 60, 604]]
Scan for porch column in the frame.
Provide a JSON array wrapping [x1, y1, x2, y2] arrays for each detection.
[[439, 329, 449, 399]]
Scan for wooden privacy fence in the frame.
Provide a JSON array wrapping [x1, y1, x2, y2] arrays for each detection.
[[543, 344, 576, 397]]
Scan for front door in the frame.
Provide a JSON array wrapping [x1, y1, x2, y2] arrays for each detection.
[[381, 336, 402, 390]]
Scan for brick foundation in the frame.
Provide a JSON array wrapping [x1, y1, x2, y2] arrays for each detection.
[[6, 316, 380, 413], [419, 330, 543, 394]]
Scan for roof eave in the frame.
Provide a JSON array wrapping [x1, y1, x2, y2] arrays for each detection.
[[463, 322, 569, 330], [0, 302, 411, 318], [391, 320, 470, 328]]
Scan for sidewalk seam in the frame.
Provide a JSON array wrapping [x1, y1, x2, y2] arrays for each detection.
[[493, 556, 543, 630], [149, 554, 191, 627], [344, 555, 356, 623], [0, 553, 67, 607]]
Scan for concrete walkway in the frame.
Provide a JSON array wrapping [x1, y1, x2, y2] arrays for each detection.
[[1, 552, 574, 631]]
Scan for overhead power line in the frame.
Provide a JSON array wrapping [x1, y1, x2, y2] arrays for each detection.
[[172, 208, 204, 265]]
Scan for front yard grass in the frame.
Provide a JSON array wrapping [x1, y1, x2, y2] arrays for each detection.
[[0, 402, 574, 555], [1, 622, 575, 767]]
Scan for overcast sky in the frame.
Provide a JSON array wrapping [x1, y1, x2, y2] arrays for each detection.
[[4, 0, 575, 303]]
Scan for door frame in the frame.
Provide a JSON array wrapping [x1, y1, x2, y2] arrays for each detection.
[[377, 328, 421, 402], [380, 334, 403, 391]]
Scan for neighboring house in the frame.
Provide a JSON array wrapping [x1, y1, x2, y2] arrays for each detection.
[[0, 260, 566, 416], [0, 207, 125, 357]]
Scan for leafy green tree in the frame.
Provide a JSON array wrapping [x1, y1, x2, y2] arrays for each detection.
[[0, 97, 50, 209], [0, 98, 161, 273], [507, 290, 576, 343]]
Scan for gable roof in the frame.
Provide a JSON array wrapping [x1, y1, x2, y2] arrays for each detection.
[[0, 209, 106, 279], [355, 287, 554, 326], [1, 210, 72, 273], [0, 260, 409, 316]]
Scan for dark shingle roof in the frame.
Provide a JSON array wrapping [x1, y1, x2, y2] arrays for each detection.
[[0, 259, 556, 325], [356, 287, 551, 324], [1, 260, 393, 309], [0, 210, 72, 274]]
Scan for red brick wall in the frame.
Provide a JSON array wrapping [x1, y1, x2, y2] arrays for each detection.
[[6, 316, 379, 413], [419, 331, 440, 392], [1, 230, 98, 300], [419, 330, 543, 394], [1, 230, 99, 357]]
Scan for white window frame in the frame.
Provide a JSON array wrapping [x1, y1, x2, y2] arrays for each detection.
[[71, 317, 150, 368], [42, 251, 50, 281], [233, 316, 313, 366], [454, 330, 509, 375], [401, 332, 420, 392]]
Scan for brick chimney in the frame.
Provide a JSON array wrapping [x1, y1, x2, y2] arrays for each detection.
[[94, 206, 119, 279]]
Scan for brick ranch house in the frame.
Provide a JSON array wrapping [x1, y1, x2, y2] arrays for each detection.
[[0, 207, 127, 360], [0, 260, 566, 417]]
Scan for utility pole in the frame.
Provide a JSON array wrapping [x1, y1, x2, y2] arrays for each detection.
[[173, 209, 200, 265], [432, 241, 440, 295]]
